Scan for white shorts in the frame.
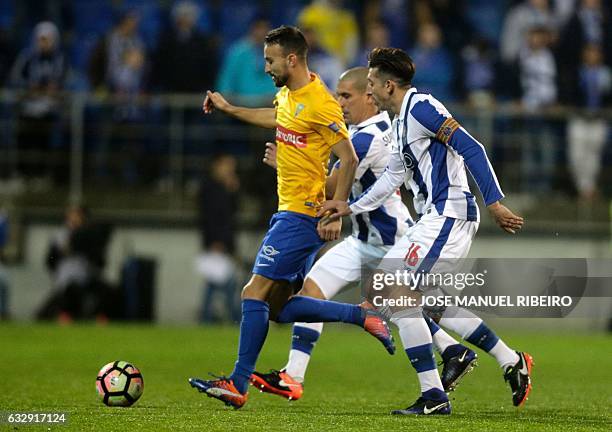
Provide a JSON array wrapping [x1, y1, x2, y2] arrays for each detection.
[[306, 236, 391, 300], [378, 212, 478, 275]]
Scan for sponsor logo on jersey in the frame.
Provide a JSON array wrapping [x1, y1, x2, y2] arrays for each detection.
[[276, 125, 308, 148]]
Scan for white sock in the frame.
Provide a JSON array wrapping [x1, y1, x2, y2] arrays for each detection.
[[439, 307, 482, 339], [489, 340, 520, 370], [432, 328, 459, 354], [284, 350, 310, 383], [417, 370, 444, 393], [392, 312, 444, 394], [283, 322, 323, 383]]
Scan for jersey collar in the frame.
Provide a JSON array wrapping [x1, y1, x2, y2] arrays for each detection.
[[399, 87, 418, 122], [353, 111, 390, 130]]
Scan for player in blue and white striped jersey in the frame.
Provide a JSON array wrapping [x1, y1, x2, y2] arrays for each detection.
[[340, 110, 410, 245], [320, 49, 532, 414]]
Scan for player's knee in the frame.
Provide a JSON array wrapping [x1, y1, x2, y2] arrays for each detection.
[[241, 284, 266, 300], [241, 276, 271, 300], [296, 278, 326, 299]]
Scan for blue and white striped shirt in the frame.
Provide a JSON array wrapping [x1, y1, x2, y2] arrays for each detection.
[[342, 112, 413, 246], [350, 88, 504, 222]]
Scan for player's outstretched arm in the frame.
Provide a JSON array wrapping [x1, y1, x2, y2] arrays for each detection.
[[487, 201, 524, 234], [203, 90, 276, 129]]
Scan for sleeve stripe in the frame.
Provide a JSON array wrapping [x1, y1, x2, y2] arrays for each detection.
[[435, 118, 460, 144]]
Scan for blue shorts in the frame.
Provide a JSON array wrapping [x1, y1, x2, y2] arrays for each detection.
[[252, 211, 325, 283]]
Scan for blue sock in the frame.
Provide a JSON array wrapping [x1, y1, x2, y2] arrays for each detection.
[[276, 296, 363, 326], [405, 343, 447, 400], [465, 322, 499, 352], [291, 324, 321, 355], [405, 343, 437, 374], [229, 299, 269, 394], [423, 313, 441, 335]]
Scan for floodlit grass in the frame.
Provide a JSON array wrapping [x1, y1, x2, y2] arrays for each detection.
[[0, 323, 610, 431]]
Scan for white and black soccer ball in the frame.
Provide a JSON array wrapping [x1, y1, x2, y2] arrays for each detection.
[[96, 361, 144, 407]]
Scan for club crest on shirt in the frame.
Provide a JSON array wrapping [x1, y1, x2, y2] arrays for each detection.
[[402, 151, 416, 169], [294, 103, 305, 117]]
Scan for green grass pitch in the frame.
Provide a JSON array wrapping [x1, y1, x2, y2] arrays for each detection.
[[0, 323, 610, 431]]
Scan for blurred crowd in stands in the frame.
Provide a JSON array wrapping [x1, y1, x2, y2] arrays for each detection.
[[0, 0, 611, 200], [2, 0, 610, 102]]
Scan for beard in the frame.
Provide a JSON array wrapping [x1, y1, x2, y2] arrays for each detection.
[[371, 95, 387, 112], [269, 72, 289, 88]]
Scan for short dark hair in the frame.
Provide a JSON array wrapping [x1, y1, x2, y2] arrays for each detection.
[[265, 25, 308, 59], [368, 47, 415, 87]]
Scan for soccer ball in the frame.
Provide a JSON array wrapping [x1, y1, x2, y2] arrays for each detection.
[[96, 361, 144, 407]]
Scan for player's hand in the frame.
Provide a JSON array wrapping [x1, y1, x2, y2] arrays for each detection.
[[487, 201, 524, 234], [262, 142, 277, 169], [203, 90, 230, 114], [317, 215, 342, 241], [316, 200, 352, 220]]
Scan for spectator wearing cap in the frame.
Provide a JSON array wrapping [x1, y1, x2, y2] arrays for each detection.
[[9, 21, 66, 183]]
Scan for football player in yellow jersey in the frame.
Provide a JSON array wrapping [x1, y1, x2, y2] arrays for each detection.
[[189, 26, 395, 409]]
